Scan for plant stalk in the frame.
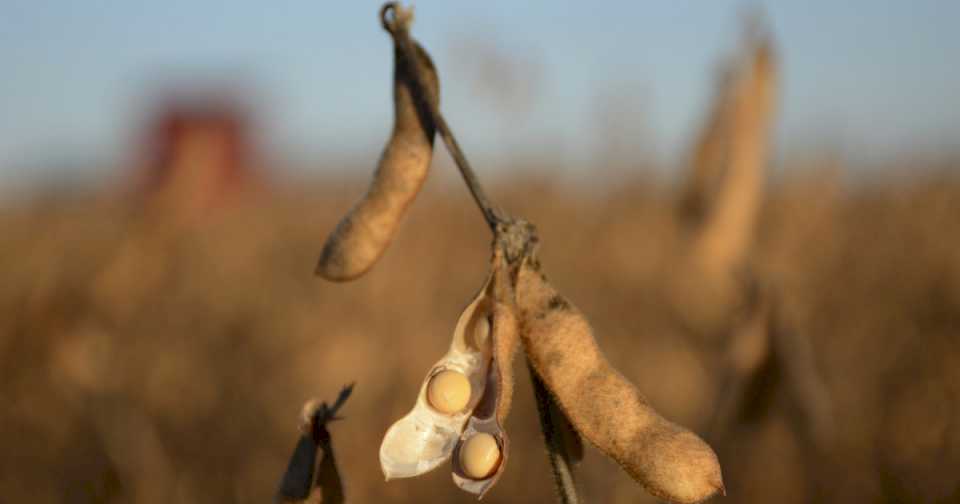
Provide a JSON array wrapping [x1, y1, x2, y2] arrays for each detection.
[[529, 361, 583, 504]]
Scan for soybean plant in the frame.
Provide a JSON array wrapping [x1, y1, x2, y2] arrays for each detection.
[[315, 4, 723, 503], [673, 16, 834, 497]]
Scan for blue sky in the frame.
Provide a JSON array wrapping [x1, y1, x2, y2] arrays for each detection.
[[1, 1, 957, 186]]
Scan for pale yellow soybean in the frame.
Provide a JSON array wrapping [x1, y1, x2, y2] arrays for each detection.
[[471, 313, 491, 350], [426, 370, 471, 414], [459, 433, 502, 480]]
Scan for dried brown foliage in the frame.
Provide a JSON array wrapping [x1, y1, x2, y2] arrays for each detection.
[[0, 165, 959, 503]]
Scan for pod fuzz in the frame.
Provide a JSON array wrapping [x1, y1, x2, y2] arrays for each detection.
[[317, 38, 441, 281], [516, 264, 724, 504]]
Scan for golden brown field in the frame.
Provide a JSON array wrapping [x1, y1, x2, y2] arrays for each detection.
[[1, 157, 958, 503]]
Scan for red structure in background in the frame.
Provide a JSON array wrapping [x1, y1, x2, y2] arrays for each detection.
[[136, 96, 258, 215]]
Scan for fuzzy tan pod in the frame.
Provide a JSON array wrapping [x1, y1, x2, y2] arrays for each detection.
[[516, 264, 723, 504], [450, 301, 518, 498], [689, 35, 778, 287], [678, 60, 736, 226], [316, 38, 440, 281], [380, 272, 493, 479], [492, 301, 519, 423]]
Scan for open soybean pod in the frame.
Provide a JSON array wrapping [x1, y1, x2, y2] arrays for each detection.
[[316, 7, 440, 282], [516, 263, 724, 504], [451, 300, 519, 497], [380, 272, 495, 479]]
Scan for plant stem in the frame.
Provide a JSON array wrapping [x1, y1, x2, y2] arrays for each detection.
[[276, 385, 353, 503], [529, 361, 583, 504], [380, 2, 503, 232]]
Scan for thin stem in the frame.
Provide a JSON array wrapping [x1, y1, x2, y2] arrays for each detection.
[[315, 426, 346, 504], [528, 361, 582, 504], [381, 2, 504, 232]]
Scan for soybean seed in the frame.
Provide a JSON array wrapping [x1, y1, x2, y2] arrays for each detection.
[[426, 370, 471, 414], [459, 432, 501, 479]]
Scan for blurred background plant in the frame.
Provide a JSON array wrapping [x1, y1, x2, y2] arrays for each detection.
[[1, 1, 959, 503]]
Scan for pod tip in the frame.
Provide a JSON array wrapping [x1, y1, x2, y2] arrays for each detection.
[[314, 262, 359, 283]]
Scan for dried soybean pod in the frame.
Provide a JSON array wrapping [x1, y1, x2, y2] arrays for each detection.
[[449, 298, 518, 497], [516, 264, 723, 504], [316, 24, 440, 281], [692, 33, 777, 281], [677, 60, 735, 226], [492, 301, 519, 423], [670, 31, 779, 339]]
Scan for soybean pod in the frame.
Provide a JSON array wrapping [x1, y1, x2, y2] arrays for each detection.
[[379, 273, 493, 479], [451, 299, 519, 497], [317, 8, 440, 282], [516, 263, 723, 504]]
